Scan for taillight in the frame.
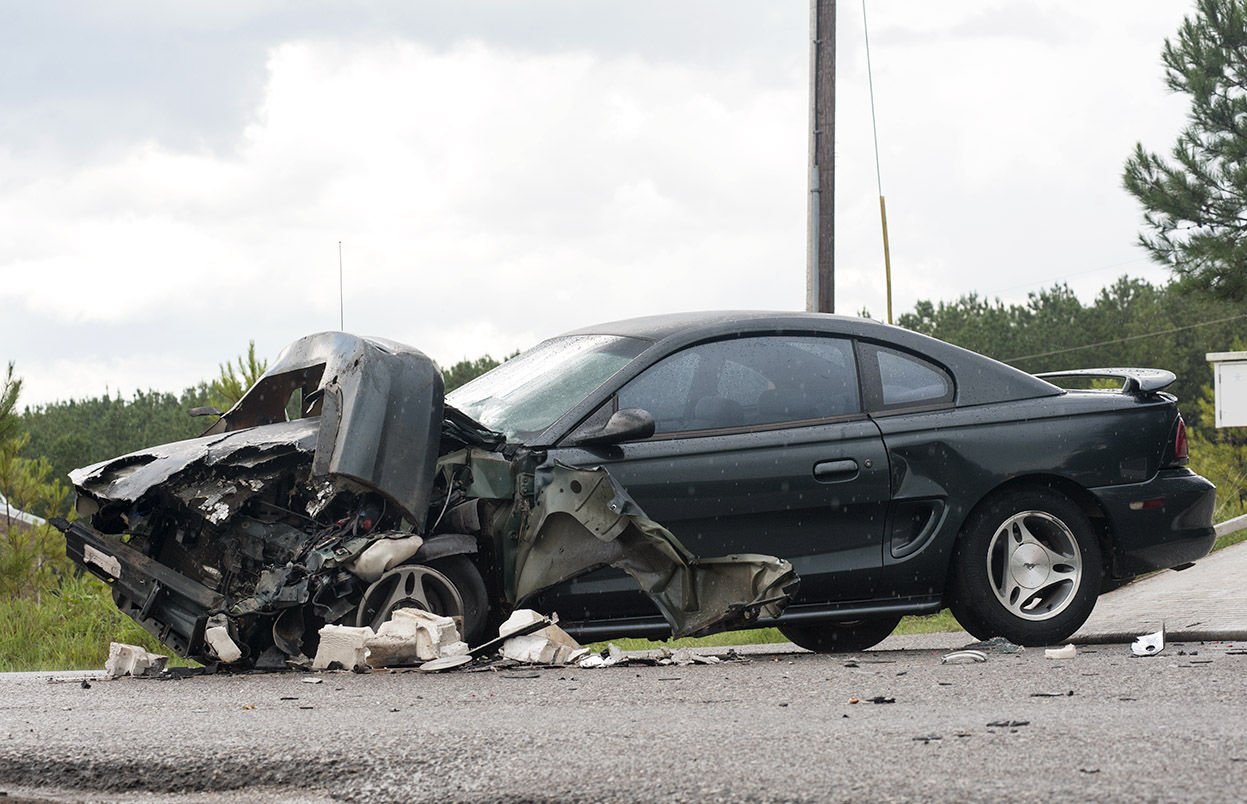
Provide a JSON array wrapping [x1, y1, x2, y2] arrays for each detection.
[[1173, 416, 1189, 463]]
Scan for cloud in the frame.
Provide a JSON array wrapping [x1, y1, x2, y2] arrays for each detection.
[[2, 37, 808, 403]]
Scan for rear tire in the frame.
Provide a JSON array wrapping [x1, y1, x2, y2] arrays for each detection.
[[780, 616, 901, 653], [949, 487, 1102, 646]]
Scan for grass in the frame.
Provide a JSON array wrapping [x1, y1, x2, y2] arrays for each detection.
[[593, 609, 965, 653], [0, 573, 196, 673]]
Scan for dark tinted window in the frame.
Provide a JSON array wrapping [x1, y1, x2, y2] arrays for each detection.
[[872, 346, 954, 408], [618, 336, 859, 434]]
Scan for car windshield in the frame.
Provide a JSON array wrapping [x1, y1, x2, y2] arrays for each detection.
[[446, 334, 650, 440]]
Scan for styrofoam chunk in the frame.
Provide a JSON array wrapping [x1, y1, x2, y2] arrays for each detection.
[[104, 642, 169, 678], [312, 625, 375, 670]]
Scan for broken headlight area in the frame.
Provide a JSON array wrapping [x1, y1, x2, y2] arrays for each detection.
[[57, 331, 799, 669]]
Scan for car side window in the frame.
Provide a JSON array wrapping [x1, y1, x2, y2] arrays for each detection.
[[862, 344, 954, 409], [617, 336, 860, 434]]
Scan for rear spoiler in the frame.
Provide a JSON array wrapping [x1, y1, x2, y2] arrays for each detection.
[[1034, 368, 1176, 395]]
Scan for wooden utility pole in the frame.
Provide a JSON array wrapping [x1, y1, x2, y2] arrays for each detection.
[[806, 0, 835, 314]]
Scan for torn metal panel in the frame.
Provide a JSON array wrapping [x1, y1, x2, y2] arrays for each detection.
[[208, 332, 444, 523], [513, 462, 798, 638]]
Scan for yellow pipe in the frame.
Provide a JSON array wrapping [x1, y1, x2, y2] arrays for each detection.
[[879, 194, 893, 324]]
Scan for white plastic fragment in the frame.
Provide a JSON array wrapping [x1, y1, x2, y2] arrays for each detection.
[[301, 677, 323, 684], [940, 650, 987, 665], [104, 642, 169, 678], [1132, 627, 1166, 657], [501, 620, 583, 665], [205, 625, 244, 664], [579, 643, 627, 669], [348, 535, 425, 583], [312, 624, 375, 670], [498, 609, 551, 639], [365, 608, 463, 667], [1045, 644, 1077, 660]]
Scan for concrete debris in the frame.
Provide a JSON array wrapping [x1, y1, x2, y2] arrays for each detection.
[[1044, 644, 1077, 660], [365, 608, 467, 667], [104, 642, 169, 678], [499, 611, 586, 665], [1132, 627, 1166, 657], [312, 624, 375, 670], [579, 643, 626, 669]]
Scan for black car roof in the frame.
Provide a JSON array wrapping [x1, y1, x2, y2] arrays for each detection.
[[564, 310, 1061, 408]]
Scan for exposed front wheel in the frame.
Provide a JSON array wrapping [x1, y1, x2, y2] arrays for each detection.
[[780, 615, 901, 653], [950, 488, 1102, 646], [354, 555, 489, 645]]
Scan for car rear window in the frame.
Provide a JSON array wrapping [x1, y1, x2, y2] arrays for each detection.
[[861, 344, 954, 410]]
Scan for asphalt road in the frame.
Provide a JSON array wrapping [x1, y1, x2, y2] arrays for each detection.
[[2, 636, 1246, 803]]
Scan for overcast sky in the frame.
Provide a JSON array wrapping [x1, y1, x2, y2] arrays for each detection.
[[1, 1, 1194, 406]]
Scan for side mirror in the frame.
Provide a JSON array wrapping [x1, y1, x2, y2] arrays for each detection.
[[189, 405, 224, 418], [574, 408, 655, 447]]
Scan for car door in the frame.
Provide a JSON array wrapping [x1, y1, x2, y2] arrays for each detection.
[[541, 334, 892, 620]]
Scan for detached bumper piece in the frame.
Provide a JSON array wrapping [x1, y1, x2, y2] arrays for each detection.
[[54, 518, 222, 658]]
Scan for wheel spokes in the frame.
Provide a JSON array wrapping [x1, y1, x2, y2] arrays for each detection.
[[987, 510, 1083, 622]]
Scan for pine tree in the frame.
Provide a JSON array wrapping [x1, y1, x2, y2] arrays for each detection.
[[1123, 0, 1247, 301]]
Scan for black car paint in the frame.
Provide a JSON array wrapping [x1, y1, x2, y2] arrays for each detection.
[[505, 312, 1216, 639]]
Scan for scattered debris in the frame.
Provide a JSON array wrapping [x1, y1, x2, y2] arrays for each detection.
[[941, 650, 987, 665], [866, 696, 896, 704], [419, 655, 473, 673], [104, 642, 169, 678], [365, 608, 467, 667], [301, 677, 323, 684], [659, 648, 722, 666], [579, 643, 627, 669], [1132, 627, 1165, 657], [987, 720, 1030, 728], [913, 735, 942, 743], [312, 625, 374, 671], [1079, 768, 1101, 775], [1030, 691, 1074, 697], [1044, 644, 1077, 660], [962, 636, 1024, 654], [499, 610, 587, 665], [80, 679, 91, 690]]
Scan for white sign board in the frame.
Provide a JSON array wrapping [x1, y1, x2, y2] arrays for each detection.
[[1208, 351, 1247, 428]]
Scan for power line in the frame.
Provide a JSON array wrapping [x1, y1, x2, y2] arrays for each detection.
[[1004, 312, 1247, 364]]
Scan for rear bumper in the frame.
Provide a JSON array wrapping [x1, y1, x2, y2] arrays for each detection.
[[1090, 468, 1217, 578]]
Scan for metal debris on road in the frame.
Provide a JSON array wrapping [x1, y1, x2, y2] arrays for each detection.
[[418, 655, 473, 673], [940, 650, 987, 665], [1132, 627, 1166, 657]]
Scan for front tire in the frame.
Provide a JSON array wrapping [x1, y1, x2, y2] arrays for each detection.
[[949, 488, 1102, 646], [780, 616, 901, 653]]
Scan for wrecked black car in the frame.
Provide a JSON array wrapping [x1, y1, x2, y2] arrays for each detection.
[[58, 332, 797, 667]]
